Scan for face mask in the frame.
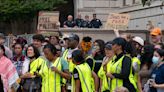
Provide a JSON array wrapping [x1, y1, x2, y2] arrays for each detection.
[[152, 56, 160, 64]]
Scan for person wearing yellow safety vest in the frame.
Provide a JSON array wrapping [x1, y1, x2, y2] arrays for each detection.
[[72, 50, 94, 92], [106, 37, 137, 92], [98, 41, 115, 92], [80, 36, 99, 92], [39, 43, 71, 92], [62, 34, 80, 92], [21, 44, 41, 91], [131, 36, 144, 92]]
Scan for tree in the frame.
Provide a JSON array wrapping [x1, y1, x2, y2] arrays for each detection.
[[0, 0, 66, 21], [0, 0, 66, 34]]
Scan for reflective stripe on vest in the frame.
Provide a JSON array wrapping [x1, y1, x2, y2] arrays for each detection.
[[40, 57, 62, 92], [75, 63, 93, 92], [62, 49, 69, 60], [109, 56, 137, 92], [85, 55, 95, 71]]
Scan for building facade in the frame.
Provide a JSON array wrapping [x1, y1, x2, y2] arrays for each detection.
[[74, 0, 164, 30]]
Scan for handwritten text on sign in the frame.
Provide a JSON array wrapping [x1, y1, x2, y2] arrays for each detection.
[[106, 13, 130, 30], [37, 11, 59, 31]]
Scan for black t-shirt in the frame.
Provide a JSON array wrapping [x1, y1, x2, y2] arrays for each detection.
[[75, 18, 83, 27], [112, 53, 136, 92], [73, 62, 92, 92], [90, 19, 102, 28], [63, 20, 76, 27], [82, 20, 92, 28], [73, 61, 92, 80]]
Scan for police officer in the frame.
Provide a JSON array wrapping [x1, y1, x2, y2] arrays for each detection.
[[90, 14, 102, 28], [63, 15, 76, 28], [82, 15, 92, 28], [75, 14, 83, 28]]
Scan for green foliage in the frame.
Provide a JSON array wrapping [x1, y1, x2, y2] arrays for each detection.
[[0, 0, 66, 21]]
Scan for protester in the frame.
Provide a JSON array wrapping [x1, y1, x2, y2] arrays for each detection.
[[49, 35, 60, 47], [130, 37, 144, 92], [21, 44, 41, 91], [80, 36, 99, 91], [12, 43, 30, 76], [139, 44, 155, 89], [72, 50, 95, 92], [82, 15, 92, 28], [0, 33, 13, 58], [80, 36, 92, 56], [132, 36, 144, 58], [63, 15, 76, 28], [75, 14, 83, 27], [92, 39, 105, 73], [154, 43, 164, 49], [0, 45, 19, 92], [106, 37, 137, 92], [98, 41, 115, 92], [150, 27, 162, 45], [148, 49, 164, 92], [61, 34, 80, 91], [32, 34, 45, 55], [40, 43, 70, 92], [90, 14, 102, 28], [92, 39, 105, 60]]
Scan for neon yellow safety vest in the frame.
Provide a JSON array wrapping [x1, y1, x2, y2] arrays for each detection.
[[85, 55, 95, 71], [98, 56, 116, 92], [30, 56, 45, 75], [72, 63, 93, 92], [62, 49, 75, 73], [85, 55, 96, 91], [62, 49, 69, 60], [98, 65, 109, 92], [108, 56, 137, 92], [39, 57, 62, 92], [132, 57, 141, 92], [132, 57, 141, 83], [62, 49, 76, 86]]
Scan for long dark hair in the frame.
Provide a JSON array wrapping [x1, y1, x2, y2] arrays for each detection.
[[140, 44, 154, 69], [155, 49, 164, 61], [112, 37, 133, 54], [26, 44, 40, 59], [94, 39, 105, 55]]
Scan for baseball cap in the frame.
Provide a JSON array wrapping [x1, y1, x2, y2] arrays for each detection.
[[105, 41, 112, 50], [150, 27, 161, 36], [132, 36, 144, 46], [68, 34, 79, 42]]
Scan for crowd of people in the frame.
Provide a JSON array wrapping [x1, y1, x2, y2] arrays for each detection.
[[0, 27, 164, 92], [63, 14, 102, 28]]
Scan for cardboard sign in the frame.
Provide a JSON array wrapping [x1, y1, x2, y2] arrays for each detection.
[[105, 13, 130, 30], [37, 11, 59, 31]]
